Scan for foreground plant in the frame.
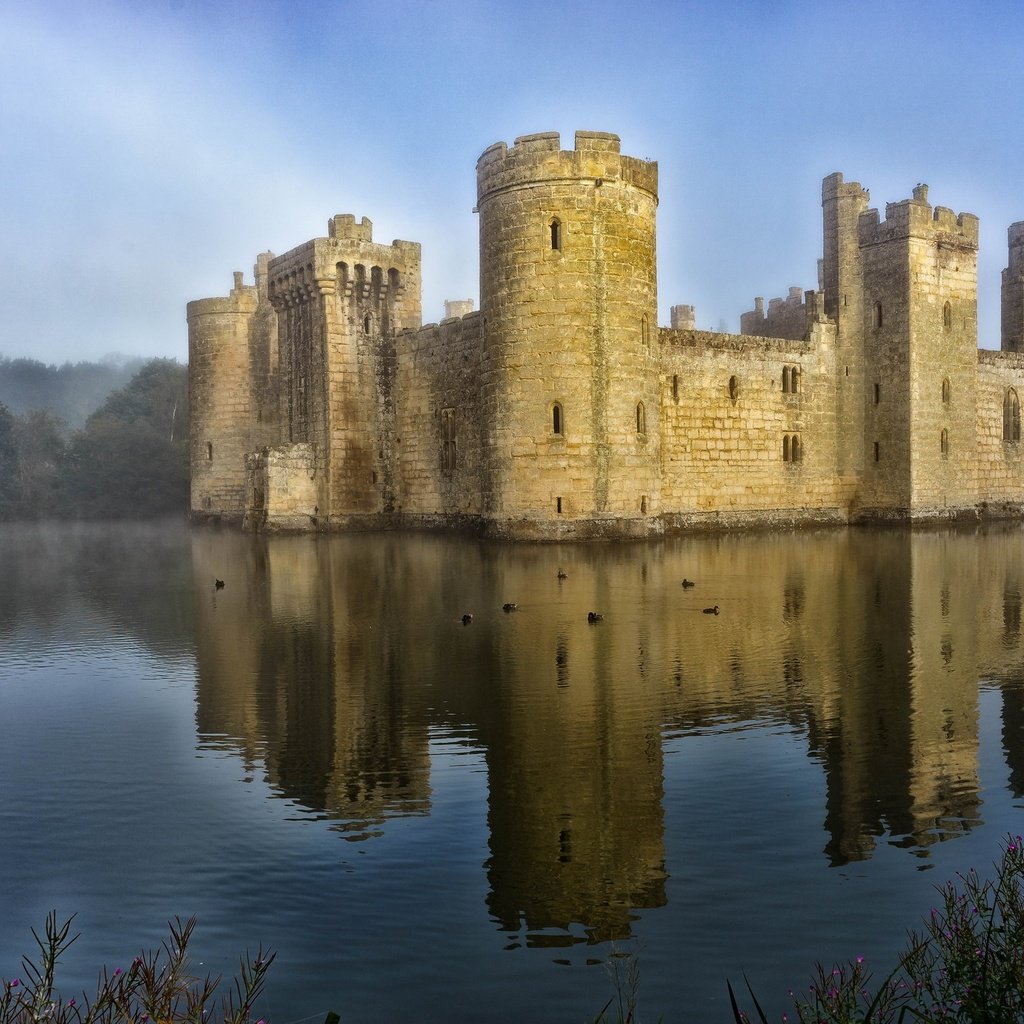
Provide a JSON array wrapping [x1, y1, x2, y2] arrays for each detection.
[[730, 834, 1024, 1023], [0, 913, 274, 1024]]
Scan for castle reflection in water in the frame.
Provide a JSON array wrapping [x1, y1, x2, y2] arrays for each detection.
[[191, 526, 1024, 945]]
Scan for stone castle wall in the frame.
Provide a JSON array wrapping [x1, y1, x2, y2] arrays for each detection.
[[658, 324, 847, 526], [394, 313, 486, 523], [188, 262, 278, 520], [188, 131, 1024, 538]]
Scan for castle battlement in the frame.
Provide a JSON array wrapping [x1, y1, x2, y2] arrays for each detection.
[[476, 130, 657, 204], [189, 131, 1024, 538], [858, 185, 979, 248]]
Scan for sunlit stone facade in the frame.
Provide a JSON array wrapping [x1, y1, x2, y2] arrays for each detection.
[[188, 133, 1024, 537]]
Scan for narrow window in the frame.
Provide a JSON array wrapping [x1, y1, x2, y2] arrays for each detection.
[[873, 302, 883, 329], [874, 441, 881, 462], [792, 435, 802, 463], [550, 218, 561, 251], [940, 428, 949, 457], [363, 313, 372, 334], [783, 435, 791, 462], [206, 442, 213, 461], [672, 374, 679, 403], [636, 401, 646, 436], [556, 496, 562, 514], [874, 382, 881, 405], [641, 314, 650, 349], [728, 375, 738, 401], [943, 301, 952, 330], [640, 495, 648, 514], [441, 407, 457, 472], [1004, 389, 1021, 442], [782, 366, 791, 394], [942, 378, 951, 404], [791, 367, 800, 395], [552, 402, 563, 436]]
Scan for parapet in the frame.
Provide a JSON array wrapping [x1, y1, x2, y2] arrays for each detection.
[[822, 171, 870, 208], [329, 214, 373, 241], [476, 130, 657, 205], [858, 185, 979, 248], [186, 269, 259, 319], [740, 287, 819, 341]]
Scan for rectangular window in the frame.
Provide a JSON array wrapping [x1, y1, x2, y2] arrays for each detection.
[[873, 441, 880, 462], [874, 383, 881, 404], [441, 408, 457, 473]]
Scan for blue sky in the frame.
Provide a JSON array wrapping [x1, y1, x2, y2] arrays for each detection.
[[3, 0, 1023, 364]]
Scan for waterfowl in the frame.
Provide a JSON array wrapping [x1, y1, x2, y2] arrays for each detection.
[[587, 611, 603, 622], [502, 602, 518, 612], [557, 569, 568, 579], [702, 605, 719, 615], [214, 579, 225, 589], [462, 613, 473, 625], [681, 579, 695, 588]]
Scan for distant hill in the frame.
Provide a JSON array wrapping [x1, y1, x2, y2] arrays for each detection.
[[0, 355, 148, 428]]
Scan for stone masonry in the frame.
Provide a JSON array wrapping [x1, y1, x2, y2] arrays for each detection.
[[188, 131, 1024, 538]]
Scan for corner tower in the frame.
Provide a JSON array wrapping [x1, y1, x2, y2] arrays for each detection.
[[476, 131, 660, 536], [188, 257, 278, 521], [855, 186, 979, 518]]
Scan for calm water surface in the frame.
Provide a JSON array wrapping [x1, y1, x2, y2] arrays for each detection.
[[2, 520, 1024, 1022]]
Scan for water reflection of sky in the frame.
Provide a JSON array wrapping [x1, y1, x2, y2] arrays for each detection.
[[2, 520, 1024, 1023]]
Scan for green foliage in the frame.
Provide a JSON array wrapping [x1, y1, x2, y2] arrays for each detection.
[[64, 360, 189, 518], [0, 357, 144, 429], [0, 359, 189, 520], [0, 403, 17, 519], [730, 836, 1024, 1024], [0, 913, 273, 1024]]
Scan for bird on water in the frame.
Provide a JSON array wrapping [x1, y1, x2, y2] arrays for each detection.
[[587, 611, 603, 622], [462, 613, 473, 625], [702, 605, 719, 615], [502, 602, 518, 612], [681, 579, 695, 588], [557, 569, 568, 579], [214, 579, 225, 589]]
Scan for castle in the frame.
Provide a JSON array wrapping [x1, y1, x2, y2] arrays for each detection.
[[188, 130, 1024, 539]]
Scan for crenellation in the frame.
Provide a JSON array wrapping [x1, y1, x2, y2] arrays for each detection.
[[190, 132, 1024, 536]]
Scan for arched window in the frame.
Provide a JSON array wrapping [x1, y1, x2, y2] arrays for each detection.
[[672, 374, 679, 403], [791, 367, 800, 395], [363, 313, 372, 334], [551, 402, 563, 436], [943, 301, 952, 329], [940, 428, 949, 457], [792, 434, 802, 462], [641, 314, 650, 349], [1004, 389, 1021, 442], [636, 401, 647, 436], [206, 442, 213, 461], [550, 218, 562, 251], [782, 435, 791, 462], [873, 302, 883, 329], [782, 366, 791, 394], [942, 378, 951, 404], [728, 375, 738, 401]]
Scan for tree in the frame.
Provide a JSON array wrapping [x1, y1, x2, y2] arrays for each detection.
[[62, 359, 189, 518], [0, 403, 17, 519]]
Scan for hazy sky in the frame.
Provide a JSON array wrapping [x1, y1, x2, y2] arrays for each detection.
[[3, 0, 1023, 365]]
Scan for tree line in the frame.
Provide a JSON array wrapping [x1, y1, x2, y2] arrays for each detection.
[[0, 358, 189, 520]]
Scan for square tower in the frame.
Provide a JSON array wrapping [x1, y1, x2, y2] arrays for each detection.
[[855, 186, 979, 518]]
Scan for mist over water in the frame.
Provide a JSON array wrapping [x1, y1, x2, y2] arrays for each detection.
[[2, 520, 1024, 1022]]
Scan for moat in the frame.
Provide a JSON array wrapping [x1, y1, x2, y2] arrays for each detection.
[[2, 520, 1023, 1022]]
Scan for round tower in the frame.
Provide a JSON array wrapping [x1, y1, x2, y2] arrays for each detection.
[[187, 270, 261, 521], [476, 130, 660, 536]]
